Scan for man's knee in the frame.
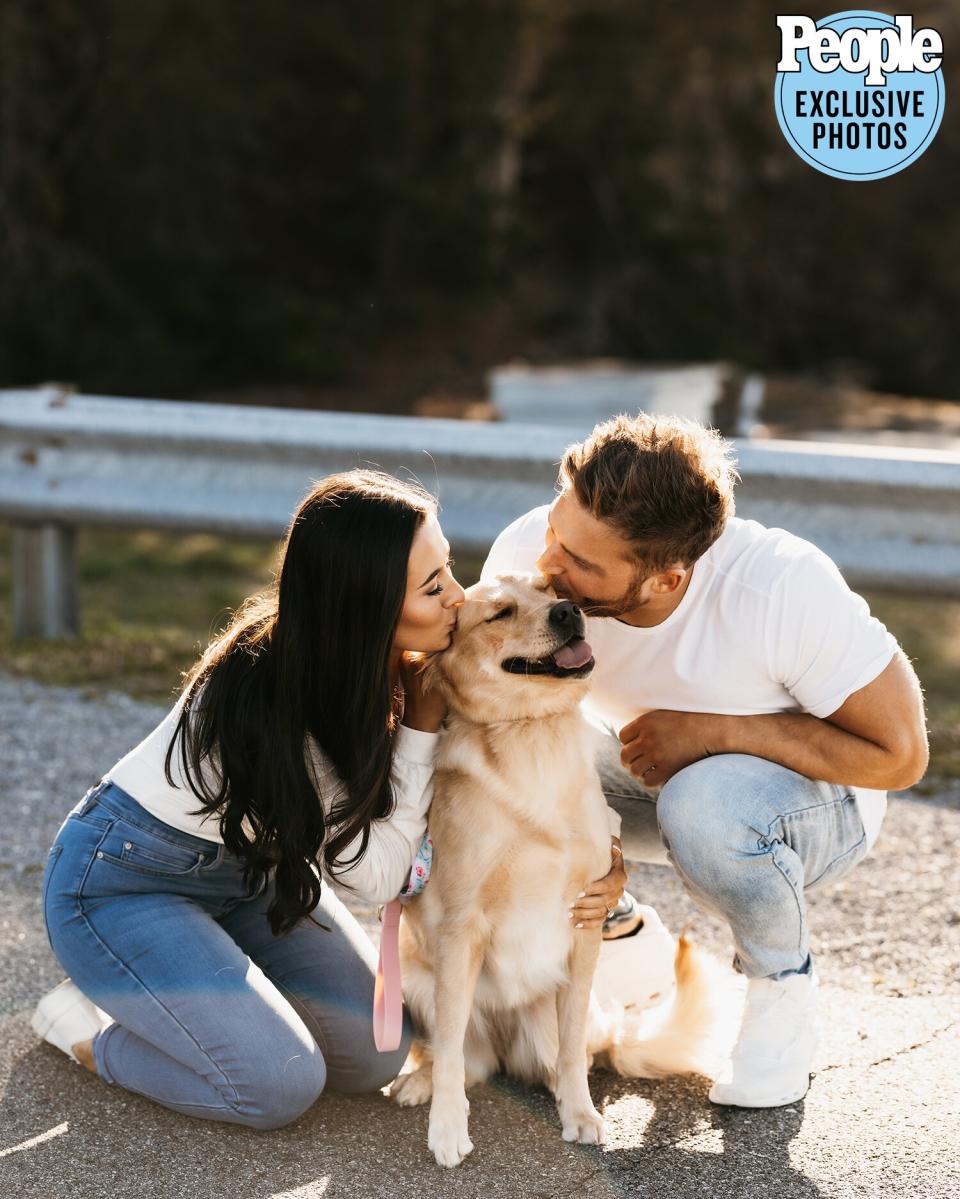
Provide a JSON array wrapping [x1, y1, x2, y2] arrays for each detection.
[[657, 755, 783, 892], [659, 755, 743, 836]]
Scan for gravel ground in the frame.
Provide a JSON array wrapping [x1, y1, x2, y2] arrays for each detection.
[[1, 672, 959, 1199]]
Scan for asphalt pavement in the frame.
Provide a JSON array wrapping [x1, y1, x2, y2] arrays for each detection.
[[1, 673, 958, 1199]]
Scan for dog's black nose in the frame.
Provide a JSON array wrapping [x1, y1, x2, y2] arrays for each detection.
[[548, 600, 583, 635]]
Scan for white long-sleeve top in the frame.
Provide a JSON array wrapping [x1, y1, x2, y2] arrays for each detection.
[[105, 690, 438, 906]]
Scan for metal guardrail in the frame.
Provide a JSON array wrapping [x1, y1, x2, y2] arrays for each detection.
[[489, 361, 729, 428], [2, 386, 959, 637]]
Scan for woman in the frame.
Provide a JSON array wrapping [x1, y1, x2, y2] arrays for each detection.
[[33, 469, 626, 1130]]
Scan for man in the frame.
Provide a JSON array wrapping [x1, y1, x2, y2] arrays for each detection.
[[480, 413, 928, 1108]]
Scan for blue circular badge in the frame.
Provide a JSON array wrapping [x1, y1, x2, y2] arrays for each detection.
[[774, 10, 945, 181]]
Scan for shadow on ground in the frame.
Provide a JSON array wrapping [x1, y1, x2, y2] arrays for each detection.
[[3, 1024, 827, 1199]]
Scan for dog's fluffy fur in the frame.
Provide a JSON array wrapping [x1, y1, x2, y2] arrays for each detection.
[[390, 574, 730, 1167]]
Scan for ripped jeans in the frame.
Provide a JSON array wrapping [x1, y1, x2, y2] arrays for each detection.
[[597, 736, 871, 980], [40, 780, 411, 1129]]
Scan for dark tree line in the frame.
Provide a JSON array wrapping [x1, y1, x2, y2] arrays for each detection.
[[0, 0, 957, 400]]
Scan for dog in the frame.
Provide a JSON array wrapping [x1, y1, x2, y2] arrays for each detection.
[[390, 573, 730, 1167]]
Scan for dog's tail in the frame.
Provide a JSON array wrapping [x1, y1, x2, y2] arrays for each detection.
[[604, 935, 738, 1079]]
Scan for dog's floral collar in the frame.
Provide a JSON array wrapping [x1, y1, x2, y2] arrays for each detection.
[[399, 831, 433, 902]]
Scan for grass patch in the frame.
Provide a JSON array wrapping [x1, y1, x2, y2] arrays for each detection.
[[0, 525, 956, 783], [0, 525, 487, 704], [0, 526, 280, 703]]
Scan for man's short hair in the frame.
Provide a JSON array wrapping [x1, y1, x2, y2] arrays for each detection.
[[559, 413, 738, 574]]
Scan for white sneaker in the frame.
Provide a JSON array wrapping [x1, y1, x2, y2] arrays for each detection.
[[31, 979, 111, 1065], [708, 970, 817, 1108]]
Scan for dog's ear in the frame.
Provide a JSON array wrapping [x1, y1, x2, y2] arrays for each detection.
[[419, 651, 448, 698], [400, 649, 449, 699]]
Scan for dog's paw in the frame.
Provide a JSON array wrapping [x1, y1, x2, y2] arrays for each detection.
[[557, 1096, 606, 1145], [389, 1065, 433, 1107], [428, 1099, 473, 1168]]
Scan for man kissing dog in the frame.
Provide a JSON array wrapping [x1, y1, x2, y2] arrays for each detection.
[[481, 412, 928, 1109]]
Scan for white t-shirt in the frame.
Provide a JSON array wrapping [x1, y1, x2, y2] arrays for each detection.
[[106, 692, 437, 906], [481, 507, 899, 850]]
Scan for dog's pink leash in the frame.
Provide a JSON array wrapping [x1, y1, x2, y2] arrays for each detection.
[[374, 899, 404, 1052], [374, 832, 433, 1053]]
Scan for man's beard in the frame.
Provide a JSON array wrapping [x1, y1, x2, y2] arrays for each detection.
[[551, 575, 647, 621]]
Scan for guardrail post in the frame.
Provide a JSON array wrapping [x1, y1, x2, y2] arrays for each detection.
[[12, 523, 79, 639]]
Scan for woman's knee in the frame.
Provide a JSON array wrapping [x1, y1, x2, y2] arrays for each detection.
[[228, 1043, 328, 1130], [327, 1015, 414, 1096]]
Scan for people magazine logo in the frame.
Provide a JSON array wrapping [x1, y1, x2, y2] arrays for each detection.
[[774, 11, 945, 180]]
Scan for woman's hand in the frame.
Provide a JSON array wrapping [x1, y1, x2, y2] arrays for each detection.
[[569, 837, 627, 930], [399, 651, 447, 733]]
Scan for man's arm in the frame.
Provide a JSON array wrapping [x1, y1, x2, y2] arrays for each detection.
[[619, 650, 929, 791]]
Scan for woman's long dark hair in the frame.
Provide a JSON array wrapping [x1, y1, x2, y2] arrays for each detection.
[[164, 469, 436, 935]]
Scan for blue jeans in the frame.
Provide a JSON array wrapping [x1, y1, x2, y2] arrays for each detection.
[[597, 738, 870, 980], [40, 780, 412, 1129]]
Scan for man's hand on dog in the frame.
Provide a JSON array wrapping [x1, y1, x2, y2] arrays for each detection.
[[618, 709, 719, 787], [569, 837, 627, 929]]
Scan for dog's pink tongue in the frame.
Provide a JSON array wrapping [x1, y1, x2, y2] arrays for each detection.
[[553, 638, 593, 669]]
